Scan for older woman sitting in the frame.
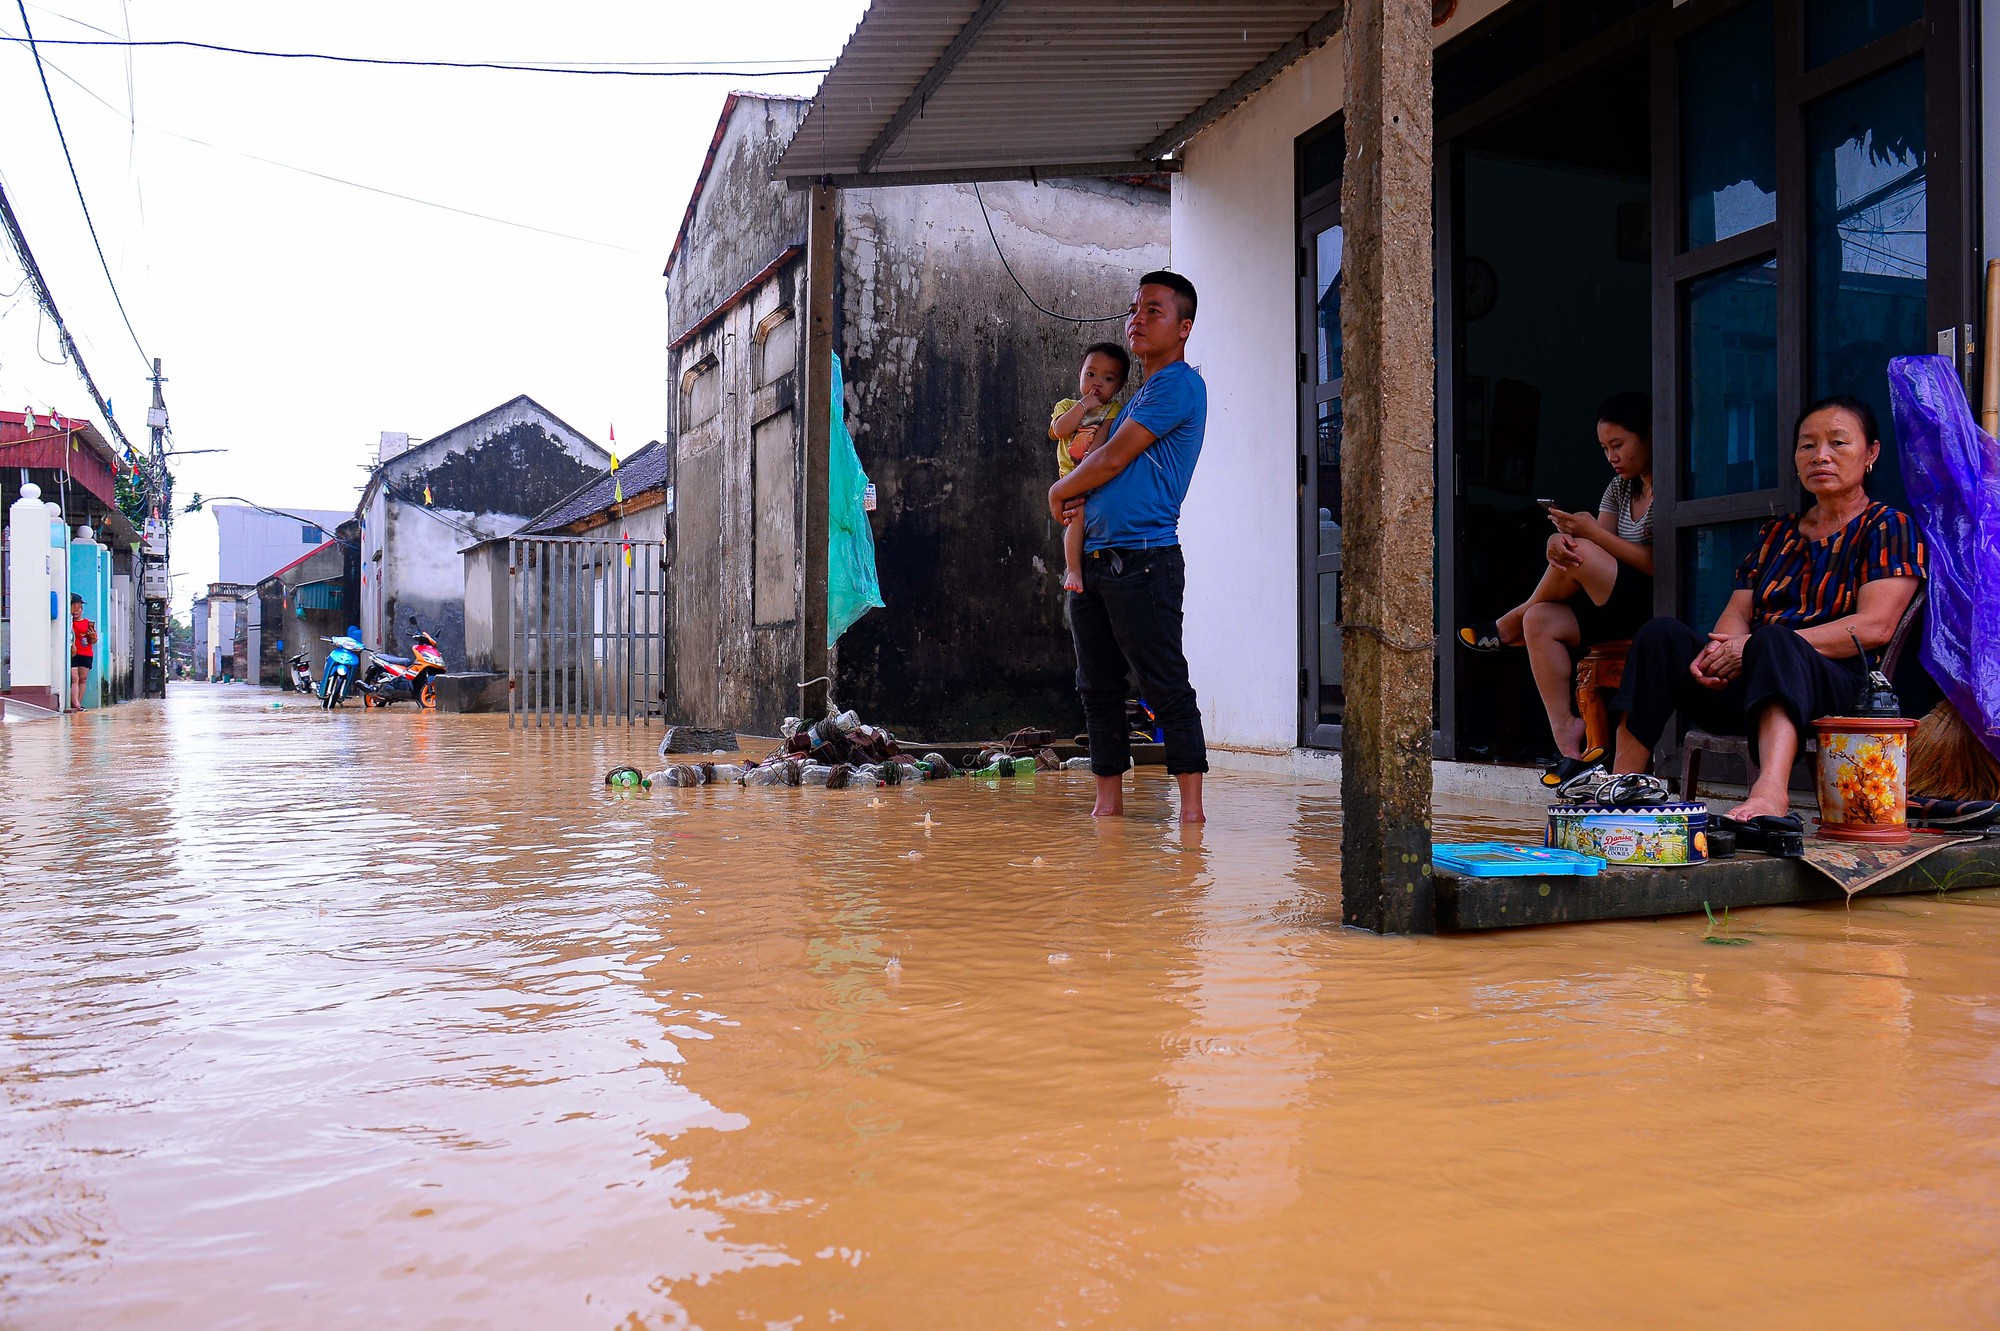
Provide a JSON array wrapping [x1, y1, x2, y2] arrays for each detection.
[[1611, 395, 1926, 826]]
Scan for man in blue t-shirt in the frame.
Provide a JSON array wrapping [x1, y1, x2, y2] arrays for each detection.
[[1048, 270, 1208, 822]]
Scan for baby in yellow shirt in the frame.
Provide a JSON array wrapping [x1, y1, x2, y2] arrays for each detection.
[[1048, 341, 1132, 593]]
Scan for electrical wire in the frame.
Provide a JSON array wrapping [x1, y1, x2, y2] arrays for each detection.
[[0, 33, 831, 77], [13, 1, 149, 366], [25, 44, 651, 255], [971, 182, 1128, 325]]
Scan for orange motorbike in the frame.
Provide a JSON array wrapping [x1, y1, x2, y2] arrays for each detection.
[[359, 630, 447, 709]]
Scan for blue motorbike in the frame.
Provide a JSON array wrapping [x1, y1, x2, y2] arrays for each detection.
[[320, 629, 366, 709]]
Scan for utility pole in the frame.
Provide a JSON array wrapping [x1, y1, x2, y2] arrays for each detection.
[[141, 358, 170, 697]]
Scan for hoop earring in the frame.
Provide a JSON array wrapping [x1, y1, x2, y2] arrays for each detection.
[[1866, 462, 1876, 474]]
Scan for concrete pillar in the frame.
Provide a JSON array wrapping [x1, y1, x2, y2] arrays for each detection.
[[7, 483, 53, 695], [1339, 0, 1437, 934], [71, 525, 106, 708], [46, 502, 70, 710], [799, 182, 836, 719]]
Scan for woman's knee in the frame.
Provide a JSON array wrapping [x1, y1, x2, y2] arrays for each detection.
[[1522, 600, 1576, 643]]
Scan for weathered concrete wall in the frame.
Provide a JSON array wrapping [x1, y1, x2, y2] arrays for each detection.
[[364, 397, 606, 665], [667, 266, 804, 733], [832, 177, 1168, 737], [667, 97, 809, 339]]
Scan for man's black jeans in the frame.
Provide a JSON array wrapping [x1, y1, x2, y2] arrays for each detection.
[[1069, 543, 1208, 777]]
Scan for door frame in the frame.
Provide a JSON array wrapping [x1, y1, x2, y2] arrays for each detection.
[[1421, 0, 1978, 759]]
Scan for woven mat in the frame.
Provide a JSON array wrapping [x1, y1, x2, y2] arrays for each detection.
[[1799, 834, 1985, 897]]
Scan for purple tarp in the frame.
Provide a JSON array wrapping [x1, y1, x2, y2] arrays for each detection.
[[1888, 355, 2000, 759]]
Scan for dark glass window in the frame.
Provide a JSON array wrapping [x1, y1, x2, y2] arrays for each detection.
[[1808, 0, 1924, 68], [1559, 0, 1652, 48], [1316, 398, 1344, 521], [301, 524, 322, 543], [1684, 257, 1779, 499], [1681, 0, 1776, 249], [1315, 224, 1344, 385], [1681, 518, 1765, 628], [1807, 58, 1926, 515], [1300, 118, 1345, 200], [1435, 3, 1546, 121]]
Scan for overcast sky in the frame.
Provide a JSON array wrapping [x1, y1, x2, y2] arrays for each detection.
[[0, 0, 867, 612]]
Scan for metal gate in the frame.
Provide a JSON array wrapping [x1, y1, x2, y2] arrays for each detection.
[[507, 535, 668, 728]]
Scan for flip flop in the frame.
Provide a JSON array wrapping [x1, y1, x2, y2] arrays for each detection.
[[1540, 747, 1608, 788], [1715, 813, 1804, 858], [1457, 619, 1516, 652]]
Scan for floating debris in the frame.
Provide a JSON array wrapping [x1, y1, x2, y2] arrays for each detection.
[[604, 766, 652, 790]]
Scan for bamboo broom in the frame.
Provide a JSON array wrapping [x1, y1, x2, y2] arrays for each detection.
[[1908, 699, 2000, 801]]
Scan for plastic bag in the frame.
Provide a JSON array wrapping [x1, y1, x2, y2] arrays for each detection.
[[1888, 355, 2000, 759], [827, 352, 885, 645]]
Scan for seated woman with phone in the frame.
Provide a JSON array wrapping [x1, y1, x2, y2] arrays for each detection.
[[1457, 392, 1655, 763]]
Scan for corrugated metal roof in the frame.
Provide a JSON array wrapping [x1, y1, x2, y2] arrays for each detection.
[[774, 0, 1338, 186]]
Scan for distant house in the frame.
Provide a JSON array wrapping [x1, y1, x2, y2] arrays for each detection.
[[357, 395, 609, 667], [664, 93, 1169, 736], [190, 582, 258, 681], [461, 441, 673, 712], [213, 504, 350, 586], [256, 531, 353, 687]]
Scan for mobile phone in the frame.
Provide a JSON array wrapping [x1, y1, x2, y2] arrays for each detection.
[[1535, 498, 1556, 511]]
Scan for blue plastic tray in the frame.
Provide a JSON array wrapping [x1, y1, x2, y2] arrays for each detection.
[[1433, 843, 1607, 878]]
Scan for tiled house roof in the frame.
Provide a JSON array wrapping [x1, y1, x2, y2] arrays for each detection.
[[520, 441, 672, 534]]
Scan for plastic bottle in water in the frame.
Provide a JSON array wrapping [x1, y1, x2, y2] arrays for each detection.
[[705, 763, 746, 783], [605, 765, 652, 789], [915, 753, 955, 779], [800, 763, 836, 786], [971, 755, 1037, 778], [653, 766, 701, 787], [1062, 756, 1094, 771]]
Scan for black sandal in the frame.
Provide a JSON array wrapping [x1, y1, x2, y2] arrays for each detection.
[[1540, 747, 1608, 789], [1457, 619, 1516, 652], [1715, 813, 1805, 858]]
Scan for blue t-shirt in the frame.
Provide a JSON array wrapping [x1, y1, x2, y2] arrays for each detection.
[[1083, 359, 1206, 551]]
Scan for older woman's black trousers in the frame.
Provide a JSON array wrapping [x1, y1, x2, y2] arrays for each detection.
[[1613, 617, 1866, 762]]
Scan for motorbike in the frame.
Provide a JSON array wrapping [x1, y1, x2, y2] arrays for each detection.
[[320, 633, 365, 709], [358, 630, 447, 709], [287, 649, 314, 695]]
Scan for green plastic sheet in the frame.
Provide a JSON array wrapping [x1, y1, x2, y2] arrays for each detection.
[[827, 352, 884, 645]]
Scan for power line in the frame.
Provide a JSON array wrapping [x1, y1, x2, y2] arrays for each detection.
[[13, 0, 149, 366], [0, 176, 137, 454], [25, 42, 651, 254], [0, 33, 831, 77], [971, 182, 1129, 324]]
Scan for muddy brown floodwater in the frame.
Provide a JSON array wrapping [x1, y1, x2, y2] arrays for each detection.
[[3, 685, 2000, 1328]]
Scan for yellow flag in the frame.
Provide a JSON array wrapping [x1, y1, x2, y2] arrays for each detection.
[[613, 478, 623, 504], [423, 483, 433, 506]]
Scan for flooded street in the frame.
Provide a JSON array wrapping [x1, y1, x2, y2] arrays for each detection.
[[4, 685, 2000, 1328]]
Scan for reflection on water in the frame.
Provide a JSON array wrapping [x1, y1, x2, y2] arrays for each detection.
[[4, 685, 1999, 1328]]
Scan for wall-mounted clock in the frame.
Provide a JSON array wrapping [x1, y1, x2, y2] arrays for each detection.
[[1463, 257, 1498, 321]]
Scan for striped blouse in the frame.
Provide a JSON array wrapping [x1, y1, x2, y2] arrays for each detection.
[[1599, 475, 1653, 545], [1733, 502, 1926, 630]]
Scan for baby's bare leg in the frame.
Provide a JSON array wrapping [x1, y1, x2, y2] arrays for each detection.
[[1063, 507, 1085, 593]]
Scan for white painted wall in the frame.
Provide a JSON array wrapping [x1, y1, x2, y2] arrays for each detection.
[[1170, 0, 1509, 752], [214, 505, 350, 586]]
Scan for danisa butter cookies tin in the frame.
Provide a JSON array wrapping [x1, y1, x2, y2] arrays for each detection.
[[1545, 802, 1708, 866]]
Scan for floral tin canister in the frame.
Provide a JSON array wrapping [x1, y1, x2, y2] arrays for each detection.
[[1811, 716, 1918, 844], [1545, 802, 1709, 866]]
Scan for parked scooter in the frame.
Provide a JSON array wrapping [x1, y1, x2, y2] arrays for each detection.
[[287, 649, 314, 695], [320, 630, 365, 709], [358, 629, 447, 709]]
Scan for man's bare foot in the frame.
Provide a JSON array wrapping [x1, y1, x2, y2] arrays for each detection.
[[1176, 772, 1204, 824], [1063, 568, 1085, 594], [1092, 774, 1123, 817], [1553, 715, 1588, 760]]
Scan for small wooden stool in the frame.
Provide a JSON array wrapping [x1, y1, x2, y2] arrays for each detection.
[[1574, 639, 1631, 756]]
